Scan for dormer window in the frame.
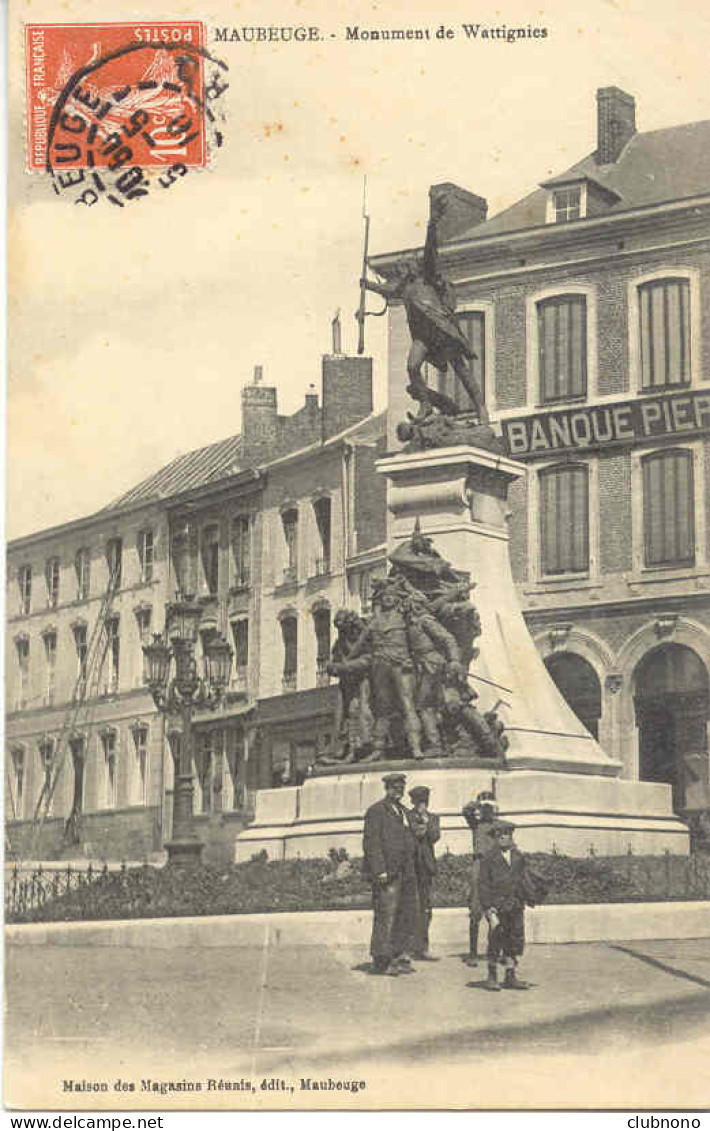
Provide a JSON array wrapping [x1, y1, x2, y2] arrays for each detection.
[[552, 187, 582, 223]]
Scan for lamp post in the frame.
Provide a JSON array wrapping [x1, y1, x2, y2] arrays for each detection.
[[143, 597, 233, 866]]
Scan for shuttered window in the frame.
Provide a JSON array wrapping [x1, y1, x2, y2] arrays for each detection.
[[642, 449, 695, 567], [540, 464, 589, 575], [434, 310, 486, 410], [281, 616, 298, 690], [538, 296, 587, 403], [639, 278, 691, 390]]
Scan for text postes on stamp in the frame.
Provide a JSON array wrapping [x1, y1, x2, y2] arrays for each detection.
[[25, 22, 211, 174]]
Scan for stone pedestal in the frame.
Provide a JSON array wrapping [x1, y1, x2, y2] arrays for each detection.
[[235, 445, 689, 861]]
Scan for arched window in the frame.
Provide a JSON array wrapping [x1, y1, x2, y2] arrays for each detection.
[[638, 278, 691, 390], [642, 449, 694, 568], [537, 295, 587, 403], [545, 652, 601, 739], [539, 464, 589, 576], [634, 643, 709, 814]]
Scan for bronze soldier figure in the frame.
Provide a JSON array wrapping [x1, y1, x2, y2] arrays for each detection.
[[360, 195, 488, 423]]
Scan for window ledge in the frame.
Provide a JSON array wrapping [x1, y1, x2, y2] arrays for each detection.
[[534, 395, 589, 409], [627, 566, 710, 588], [523, 575, 601, 595]]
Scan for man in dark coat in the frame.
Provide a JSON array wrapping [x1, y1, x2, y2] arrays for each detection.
[[407, 785, 441, 959], [362, 772, 418, 975], [478, 819, 533, 991]]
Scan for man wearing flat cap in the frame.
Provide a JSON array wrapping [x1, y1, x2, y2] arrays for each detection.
[[478, 819, 534, 991], [407, 785, 441, 959], [362, 772, 418, 975]]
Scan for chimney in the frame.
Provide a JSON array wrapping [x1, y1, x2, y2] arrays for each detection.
[[331, 310, 342, 355], [596, 87, 636, 165], [241, 366, 279, 466], [305, 383, 319, 413], [429, 183, 488, 241], [322, 355, 373, 441]]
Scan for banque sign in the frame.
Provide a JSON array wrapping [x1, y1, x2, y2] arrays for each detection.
[[502, 389, 710, 459]]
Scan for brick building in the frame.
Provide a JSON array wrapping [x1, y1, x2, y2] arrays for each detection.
[[374, 87, 710, 825], [5, 351, 387, 864]]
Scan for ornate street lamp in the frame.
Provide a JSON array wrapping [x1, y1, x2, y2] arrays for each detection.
[[143, 618, 233, 867]]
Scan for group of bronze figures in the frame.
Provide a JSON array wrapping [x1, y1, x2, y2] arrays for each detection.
[[324, 523, 508, 764]]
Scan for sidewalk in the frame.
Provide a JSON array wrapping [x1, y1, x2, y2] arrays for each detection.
[[5, 935, 710, 1110]]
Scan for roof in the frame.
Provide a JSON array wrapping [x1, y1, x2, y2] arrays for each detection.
[[106, 433, 244, 511], [104, 408, 387, 514], [454, 118, 710, 242]]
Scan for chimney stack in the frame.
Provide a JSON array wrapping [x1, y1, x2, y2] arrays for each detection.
[[331, 310, 342, 356], [429, 183, 488, 241], [596, 87, 636, 165], [241, 366, 278, 466], [322, 355, 373, 441]]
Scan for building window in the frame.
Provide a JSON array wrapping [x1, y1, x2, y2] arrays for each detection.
[[537, 295, 587, 404], [434, 310, 487, 410], [230, 516, 251, 588], [45, 557, 60, 609], [75, 548, 91, 601], [43, 631, 57, 706], [231, 619, 249, 690], [37, 737, 55, 815], [15, 637, 30, 710], [131, 725, 148, 806], [281, 616, 298, 691], [100, 730, 118, 810], [281, 509, 298, 584], [73, 623, 88, 695], [545, 653, 602, 740], [106, 538, 123, 587], [642, 449, 695, 568], [67, 735, 86, 840], [196, 731, 222, 814], [224, 729, 245, 810], [540, 464, 589, 576], [358, 571, 373, 616], [104, 617, 120, 694], [9, 746, 25, 818], [313, 497, 331, 575], [135, 606, 152, 645], [18, 565, 32, 615], [552, 187, 582, 223], [171, 522, 198, 597], [313, 607, 331, 686], [138, 529, 154, 584], [639, 278, 691, 391], [201, 524, 220, 596]]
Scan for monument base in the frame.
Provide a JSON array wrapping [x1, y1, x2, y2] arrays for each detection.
[[235, 443, 690, 863], [234, 765, 689, 861]]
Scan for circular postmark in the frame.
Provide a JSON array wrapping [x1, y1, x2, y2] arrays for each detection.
[[46, 39, 229, 208]]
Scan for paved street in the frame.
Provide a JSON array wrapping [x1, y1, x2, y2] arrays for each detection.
[[5, 937, 710, 1110]]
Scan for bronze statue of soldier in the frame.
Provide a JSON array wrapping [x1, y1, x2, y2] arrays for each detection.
[[360, 194, 488, 424]]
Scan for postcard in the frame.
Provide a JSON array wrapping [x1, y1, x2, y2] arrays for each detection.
[[5, 0, 710, 1113]]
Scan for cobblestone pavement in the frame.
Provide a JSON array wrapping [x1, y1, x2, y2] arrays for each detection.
[[5, 938, 710, 1110]]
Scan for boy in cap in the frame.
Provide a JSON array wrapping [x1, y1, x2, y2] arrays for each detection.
[[478, 819, 532, 991], [362, 772, 418, 975], [461, 790, 498, 966], [407, 785, 441, 960]]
